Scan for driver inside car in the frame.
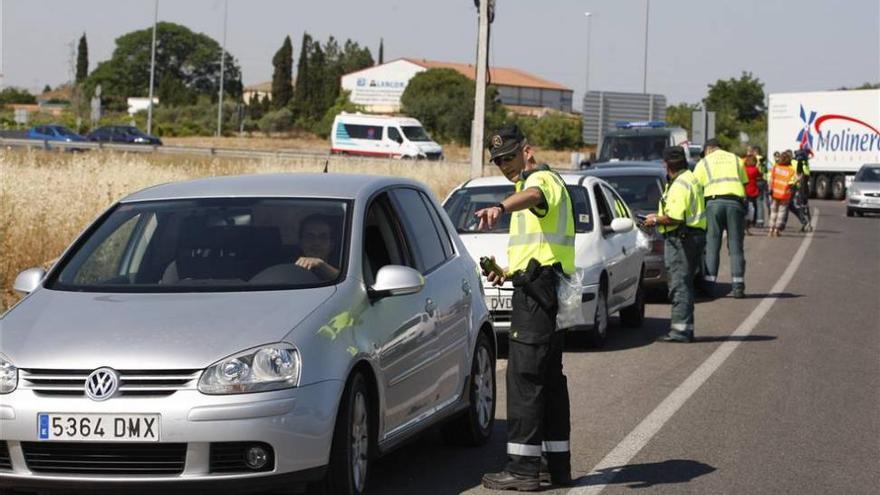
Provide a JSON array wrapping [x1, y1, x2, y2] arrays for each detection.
[[294, 214, 340, 280]]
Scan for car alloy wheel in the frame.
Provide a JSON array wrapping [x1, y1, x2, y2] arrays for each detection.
[[351, 391, 369, 493], [474, 344, 494, 431]]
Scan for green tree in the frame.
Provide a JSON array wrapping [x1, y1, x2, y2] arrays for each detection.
[[271, 36, 293, 109], [291, 32, 313, 120], [85, 22, 242, 111], [314, 90, 363, 138], [666, 102, 699, 135], [0, 87, 36, 106], [42, 84, 52, 93], [157, 74, 197, 106], [378, 38, 384, 65], [703, 72, 766, 152], [401, 68, 505, 144], [704, 71, 765, 122], [76, 33, 89, 83]]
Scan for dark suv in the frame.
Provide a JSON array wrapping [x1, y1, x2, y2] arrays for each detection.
[[87, 125, 162, 145]]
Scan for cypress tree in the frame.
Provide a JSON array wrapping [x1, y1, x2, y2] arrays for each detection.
[[271, 36, 293, 109], [378, 38, 384, 65], [76, 33, 89, 83], [291, 32, 312, 119]]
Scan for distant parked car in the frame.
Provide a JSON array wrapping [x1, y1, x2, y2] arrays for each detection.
[[580, 163, 668, 290], [87, 125, 162, 145], [26, 125, 86, 143], [846, 163, 880, 217]]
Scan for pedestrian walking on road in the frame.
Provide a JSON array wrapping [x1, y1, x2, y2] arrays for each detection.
[[693, 138, 749, 298], [769, 152, 798, 237], [746, 146, 767, 227], [744, 155, 761, 235], [475, 124, 575, 491], [644, 146, 707, 343]]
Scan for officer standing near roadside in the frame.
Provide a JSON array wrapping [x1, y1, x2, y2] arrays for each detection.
[[693, 138, 749, 298], [644, 146, 707, 342], [475, 124, 575, 491]]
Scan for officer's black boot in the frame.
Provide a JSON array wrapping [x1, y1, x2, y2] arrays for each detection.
[[482, 471, 540, 491]]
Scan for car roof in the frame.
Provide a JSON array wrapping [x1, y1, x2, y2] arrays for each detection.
[[453, 171, 609, 190], [120, 173, 427, 203], [579, 164, 667, 178]]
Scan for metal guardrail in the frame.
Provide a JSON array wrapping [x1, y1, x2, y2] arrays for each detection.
[[0, 137, 470, 167]]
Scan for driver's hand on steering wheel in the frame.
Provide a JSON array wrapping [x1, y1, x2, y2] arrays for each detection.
[[295, 256, 327, 271]]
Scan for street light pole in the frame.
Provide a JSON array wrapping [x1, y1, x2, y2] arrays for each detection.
[[147, 0, 158, 135], [642, 0, 649, 94], [584, 12, 592, 101], [470, 0, 491, 179], [216, 0, 228, 137]]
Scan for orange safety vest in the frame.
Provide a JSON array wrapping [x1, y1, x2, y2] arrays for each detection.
[[771, 165, 795, 201]]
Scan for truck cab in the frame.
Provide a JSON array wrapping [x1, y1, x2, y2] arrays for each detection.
[[597, 121, 693, 164]]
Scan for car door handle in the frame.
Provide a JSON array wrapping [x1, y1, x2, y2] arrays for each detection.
[[461, 279, 471, 295], [425, 298, 437, 316], [622, 246, 627, 255]]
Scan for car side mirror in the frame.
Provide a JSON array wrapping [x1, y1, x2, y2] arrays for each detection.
[[610, 218, 635, 234], [13, 267, 47, 295], [395, 136, 403, 144], [368, 265, 424, 299]]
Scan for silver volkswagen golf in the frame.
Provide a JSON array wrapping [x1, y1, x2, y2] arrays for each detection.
[[0, 173, 496, 494]]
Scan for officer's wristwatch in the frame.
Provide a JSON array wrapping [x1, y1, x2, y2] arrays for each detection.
[[494, 202, 506, 214]]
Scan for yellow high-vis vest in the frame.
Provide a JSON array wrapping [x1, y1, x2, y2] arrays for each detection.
[[658, 170, 707, 234], [508, 168, 576, 275], [694, 149, 747, 198]]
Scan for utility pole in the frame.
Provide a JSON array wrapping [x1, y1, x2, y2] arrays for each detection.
[[147, 0, 158, 134], [0, 0, 5, 90], [470, 0, 492, 179], [642, 0, 650, 94], [216, 0, 228, 137], [584, 12, 593, 103]]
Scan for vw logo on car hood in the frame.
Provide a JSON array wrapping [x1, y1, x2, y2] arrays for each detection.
[[85, 367, 120, 401]]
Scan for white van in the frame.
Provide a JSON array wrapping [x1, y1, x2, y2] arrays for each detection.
[[331, 113, 444, 160]]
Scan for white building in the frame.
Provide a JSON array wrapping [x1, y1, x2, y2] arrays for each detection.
[[341, 58, 573, 114]]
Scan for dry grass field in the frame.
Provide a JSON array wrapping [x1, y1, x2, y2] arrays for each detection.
[[0, 147, 498, 312]]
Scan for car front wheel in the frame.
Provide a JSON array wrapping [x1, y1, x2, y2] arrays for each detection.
[[588, 284, 609, 347], [311, 372, 372, 495], [442, 331, 496, 446]]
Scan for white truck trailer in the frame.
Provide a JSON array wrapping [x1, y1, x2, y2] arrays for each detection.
[[767, 89, 880, 199]]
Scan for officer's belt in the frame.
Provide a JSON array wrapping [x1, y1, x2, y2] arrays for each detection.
[[662, 226, 705, 239], [706, 194, 743, 201]]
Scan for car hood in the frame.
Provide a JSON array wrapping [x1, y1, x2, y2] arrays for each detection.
[[415, 142, 442, 153], [0, 287, 335, 370], [852, 181, 880, 194]]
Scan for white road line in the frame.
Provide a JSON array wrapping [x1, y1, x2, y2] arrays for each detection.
[[568, 208, 819, 495]]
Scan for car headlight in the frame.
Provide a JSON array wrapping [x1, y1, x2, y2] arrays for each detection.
[[0, 355, 18, 394], [134, 137, 148, 143], [198, 344, 300, 394], [848, 188, 861, 198]]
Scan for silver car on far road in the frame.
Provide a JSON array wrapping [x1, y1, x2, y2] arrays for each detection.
[[0, 173, 496, 495]]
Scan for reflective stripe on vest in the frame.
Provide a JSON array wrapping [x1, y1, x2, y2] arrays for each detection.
[[771, 165, 795, 201], [658, 170, 707, 233], [508, 169, 576, 274], [699, 151, 746, 197]]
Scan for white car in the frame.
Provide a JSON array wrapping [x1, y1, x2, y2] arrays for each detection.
[[443, 174, 646, 346]]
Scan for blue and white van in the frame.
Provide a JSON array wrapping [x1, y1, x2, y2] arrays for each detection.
[[331, 113, 443, 160]]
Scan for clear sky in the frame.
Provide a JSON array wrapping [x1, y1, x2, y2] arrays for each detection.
[[2, 0, 878, 108]]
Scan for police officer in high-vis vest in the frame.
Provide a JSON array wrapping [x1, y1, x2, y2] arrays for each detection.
[[645, 146, 707, 342], [693, 138, 749, 299], [475, 124, 575, 491]]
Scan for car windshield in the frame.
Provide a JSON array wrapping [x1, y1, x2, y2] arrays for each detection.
[[855, 166, 880, 182], [599, 135, 668, 162], [46, 198, 350, 292], [443, 185, 593, 234], [600, 175, 664, 213], [401, 125, 432, 142]]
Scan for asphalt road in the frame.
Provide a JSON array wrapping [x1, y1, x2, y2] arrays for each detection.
[[363, 200, 880, 495]]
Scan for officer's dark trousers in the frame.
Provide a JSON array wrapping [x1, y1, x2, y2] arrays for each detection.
[[705, 198, 746, 290], [665, 229, 705, 337], [506, 266, 571, 478]]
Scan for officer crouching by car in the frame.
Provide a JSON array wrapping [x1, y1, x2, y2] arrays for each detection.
[[644, 146, 707, 343], [474, 124, 575, 490]]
